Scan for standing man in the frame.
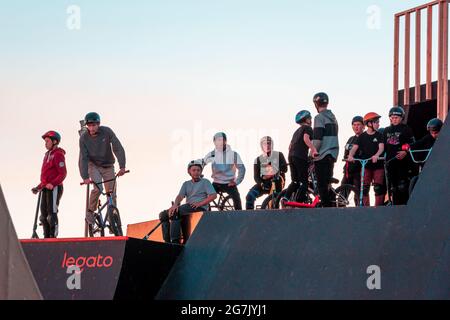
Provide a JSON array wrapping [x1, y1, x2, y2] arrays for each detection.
[[312, 92, 339, 207], [203, 132, 246, 210], [383, 107, 415, 205], [32, 131, 67, 238], [284, 110, 317, 203], [342, 116, 365, 205], [79, 112, 127, 225]]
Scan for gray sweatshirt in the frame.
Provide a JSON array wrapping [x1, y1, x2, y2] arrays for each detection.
[[79, 126, 126, 179], [312, 109, 339, 161], [203, 145, 246, 185]]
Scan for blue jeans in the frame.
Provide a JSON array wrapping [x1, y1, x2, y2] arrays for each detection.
[[159, 204, 199, 244]]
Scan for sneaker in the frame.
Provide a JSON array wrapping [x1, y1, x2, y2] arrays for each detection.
[[85, 210, 96, 225]]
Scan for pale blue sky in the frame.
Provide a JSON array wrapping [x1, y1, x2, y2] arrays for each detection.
[[0, 0, 438, 238]]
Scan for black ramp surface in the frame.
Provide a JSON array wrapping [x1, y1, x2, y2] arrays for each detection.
[[0, 185, 42, 300], [22, 238, 182, 300], [157, 118, 449, 300]]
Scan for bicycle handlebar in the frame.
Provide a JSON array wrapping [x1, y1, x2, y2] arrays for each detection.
[[80, 170, 130, 186], [342, 157, 385, 163], [407, 148, 433, 164]]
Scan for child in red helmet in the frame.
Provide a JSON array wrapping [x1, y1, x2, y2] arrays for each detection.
[[348, 113, 385, 206], [31, 131, 67, 238]]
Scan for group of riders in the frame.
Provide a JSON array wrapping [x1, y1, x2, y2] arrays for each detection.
[[31, 93, 444, 242]]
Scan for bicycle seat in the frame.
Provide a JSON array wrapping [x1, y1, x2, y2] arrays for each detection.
[[331, 178, 340, 184]]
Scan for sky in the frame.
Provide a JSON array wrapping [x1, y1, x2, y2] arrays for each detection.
[[0, 0, 441, 238]]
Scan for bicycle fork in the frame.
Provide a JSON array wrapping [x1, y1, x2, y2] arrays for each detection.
[[358, 160, 369, 207]]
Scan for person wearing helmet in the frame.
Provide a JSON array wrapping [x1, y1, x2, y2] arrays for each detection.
[[348, 113, 386, 206], [31, 131, 67, 238], [405, 118, 444, 168], [159, 160, 217, 244], [79, 112, 127, 225], [312, 92, 340, 207], [410, 118, 443, 151], [341, 116, 365, 205], [203, 132, 246, 210], [283, 110, 317, 203], [382, 107, 415, 205], [245, 137, 288, 210]]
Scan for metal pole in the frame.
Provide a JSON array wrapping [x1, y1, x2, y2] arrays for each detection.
[[84, 184, 90, 237]]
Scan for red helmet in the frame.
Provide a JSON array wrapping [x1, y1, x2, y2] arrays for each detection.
[[363, 112, 381, 125], [42, 131, 61, 144]]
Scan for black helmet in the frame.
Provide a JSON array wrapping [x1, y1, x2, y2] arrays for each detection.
[[295, 110, 312, 124], [313, 92, 329, 106], [85, 112, 101, 124], [352, 116, 364, 125], [389, 106, 405, 119], [427, 118, 443, 132], [213, 132, 227, 142]]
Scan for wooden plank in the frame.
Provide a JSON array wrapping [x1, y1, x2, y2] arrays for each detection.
[[396, 0, 440, 17], [416, 9, 422, 103], [126, 212, 204, 244], [442, 0, 448, 120], [427, 5, 433, 100], [394, 16, 400, 106], [405, 13, 411, 106], [438, 1, 444, 116]]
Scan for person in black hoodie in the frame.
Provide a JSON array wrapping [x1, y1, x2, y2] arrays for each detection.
[[283, 110, 318, 203], [246, 137, 287, 210], [342, 116, 365, 205], [383, 107, 415, 205], [404, 118, 443, 196], [409, 118, 443, 155]]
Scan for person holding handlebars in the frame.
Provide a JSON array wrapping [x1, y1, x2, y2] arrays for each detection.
[[348, 112, 385, 206], [79, 112, 127, 225], [31, 131, 67, 238], [382, 107, 415, 205]]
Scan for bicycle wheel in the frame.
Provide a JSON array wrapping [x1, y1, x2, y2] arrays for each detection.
[[107, 206, 123, 236], [88, 214, 105, 237], [273, 190, 288, 209], [334, 184, 357, 208], [219, 195, 235, 211], [261, 195, 276, 210]]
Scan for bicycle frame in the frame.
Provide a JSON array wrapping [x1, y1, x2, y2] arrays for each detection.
[[209, 192, 228, 211], [343, 158, 385, 207], [81, 170, 129, 236], [261, 174, 285, 209]]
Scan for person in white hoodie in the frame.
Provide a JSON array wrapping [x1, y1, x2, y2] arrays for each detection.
[[203, 132, 246, 210]]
